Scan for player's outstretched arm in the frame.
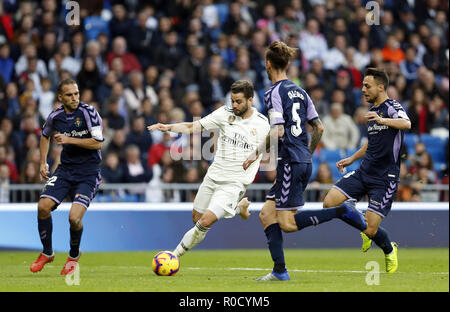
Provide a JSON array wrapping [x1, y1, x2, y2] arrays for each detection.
[[309, 118, 324, 154], [147, 121, 203, 134], [336, 141, 368, 170], [365, 111, 411, 130]]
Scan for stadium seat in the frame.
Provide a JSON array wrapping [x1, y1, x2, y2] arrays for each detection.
[[419, 134, 444, 148], [404, 133, 418, 150], [320, 149, 345, 164], [329, 162, 344, 182], [427, 146, 447, 164]]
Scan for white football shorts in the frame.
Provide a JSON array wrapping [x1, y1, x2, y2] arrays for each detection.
[[193, 175, 247, 219]]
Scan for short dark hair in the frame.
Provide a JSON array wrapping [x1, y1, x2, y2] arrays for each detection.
[[230, 80, 254, 99], [57, 78, 77, 94], [364, 67, 389, 90]]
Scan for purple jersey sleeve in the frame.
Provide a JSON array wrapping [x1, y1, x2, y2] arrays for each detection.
[[266, 83, 285, 125], [387, 100, 410, 120], [41, 109, 62, 138], [306, 93, 319, 122], [80, 105, 104, 141]]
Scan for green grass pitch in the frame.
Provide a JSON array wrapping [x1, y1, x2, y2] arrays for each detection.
[[0, 248, 448, 292]]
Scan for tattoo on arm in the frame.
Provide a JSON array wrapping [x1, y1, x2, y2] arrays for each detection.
[[309, 119, 324, 154]]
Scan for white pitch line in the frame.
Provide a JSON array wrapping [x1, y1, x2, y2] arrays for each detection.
[[185, 267, 449, 275]]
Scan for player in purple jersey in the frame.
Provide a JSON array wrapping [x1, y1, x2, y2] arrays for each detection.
[[30, 79, 104, 275], [323, 68, 411, 274], [243, 41, 366, 281]]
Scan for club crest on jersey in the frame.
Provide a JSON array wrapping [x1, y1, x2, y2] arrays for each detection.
[[74, 117, 82, 127], [251, 128, 257, 136], [228, 115, 236, 124]]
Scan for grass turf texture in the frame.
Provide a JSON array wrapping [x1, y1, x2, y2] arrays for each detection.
[[0, 248, 448, 292]]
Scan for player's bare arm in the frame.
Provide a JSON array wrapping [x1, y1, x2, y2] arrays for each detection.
[[39, 135, 51, 180], [309, 118, 324, 154], [336, 140, 368, 170], [147, 121, 203, 134], [54, 133, 102, 150], [243, 124, 284, 170], [365, 111, 411, 130]]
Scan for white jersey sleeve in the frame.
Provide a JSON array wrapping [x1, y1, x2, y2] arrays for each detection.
[[198, 106, 231, 131]]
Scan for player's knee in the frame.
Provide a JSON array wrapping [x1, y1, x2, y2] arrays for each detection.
[[37, 200, 53, 218], [68, 214, 82, 227]]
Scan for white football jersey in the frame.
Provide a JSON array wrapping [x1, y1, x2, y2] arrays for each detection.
[[199, 106, 270, 185]]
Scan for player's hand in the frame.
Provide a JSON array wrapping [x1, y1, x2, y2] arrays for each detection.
[[336, 157, 353, 171], [364, 111, 384, 124], [147, 123, 171, 132], [243, 152, 258, 170], [40, 163, 50, 181], [53, 133, 70, 145]]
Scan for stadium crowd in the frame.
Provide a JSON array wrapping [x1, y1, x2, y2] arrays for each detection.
[[0, 0, 448, 203]]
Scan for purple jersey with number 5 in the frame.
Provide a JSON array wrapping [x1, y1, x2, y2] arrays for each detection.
[[264, 79, 319, 163]]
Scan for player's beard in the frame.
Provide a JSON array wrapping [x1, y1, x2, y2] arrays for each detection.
[[64, 100, 79, 112], [233, 102, 249, 117]]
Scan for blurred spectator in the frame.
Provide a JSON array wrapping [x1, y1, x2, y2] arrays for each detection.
[[38, 77, 54, 119], [121, 144, 153, 199], [123, 70, 158, 116], [106, 36, 142, 74], [101, 151, 123, 184], [299, 18, 327, 63], [353, 37, 371, 72], [17, 161, 40, 201], [277, 4, 303, 40], [0, 145, 17, 183], [334, 69, 356, 116], [399, 45, 421, 85], [49, 41, 81, 77], [104, 96, 125, 130], [322, 34, 347, 71], [369, 10, 395, 49], [175, 44, 208, 94], [77, 56, 102, 95], [382, 34, 405, 66], [125, 115, 153, 160], [85, 39, 108, 77], [199, 56, 234, 109], [106, 129, 127, 162], [109, 3, 133, 40], [423, 34, 448, 77], [429, 94, 449, 131], [15, 43, 48, 78], [153, 30, 184, 72], [321, 102, 359, 150], [0, 164, 10, 203], [128, 10, 156, 70], [0, 43, 14, 83], [408, 87, 433, 134], [309, 162, 334, 201]]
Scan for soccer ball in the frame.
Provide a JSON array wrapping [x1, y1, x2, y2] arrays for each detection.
[[152, 251, 180, 276]]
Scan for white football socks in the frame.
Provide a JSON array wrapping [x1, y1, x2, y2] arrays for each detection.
[[173, 221, 210, 257]]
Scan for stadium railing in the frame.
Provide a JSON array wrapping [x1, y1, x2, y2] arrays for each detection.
[[0, 183, 448, 203]]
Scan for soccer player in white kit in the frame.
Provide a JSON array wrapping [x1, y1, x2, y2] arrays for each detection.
[[147, 80, 270, 257]]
